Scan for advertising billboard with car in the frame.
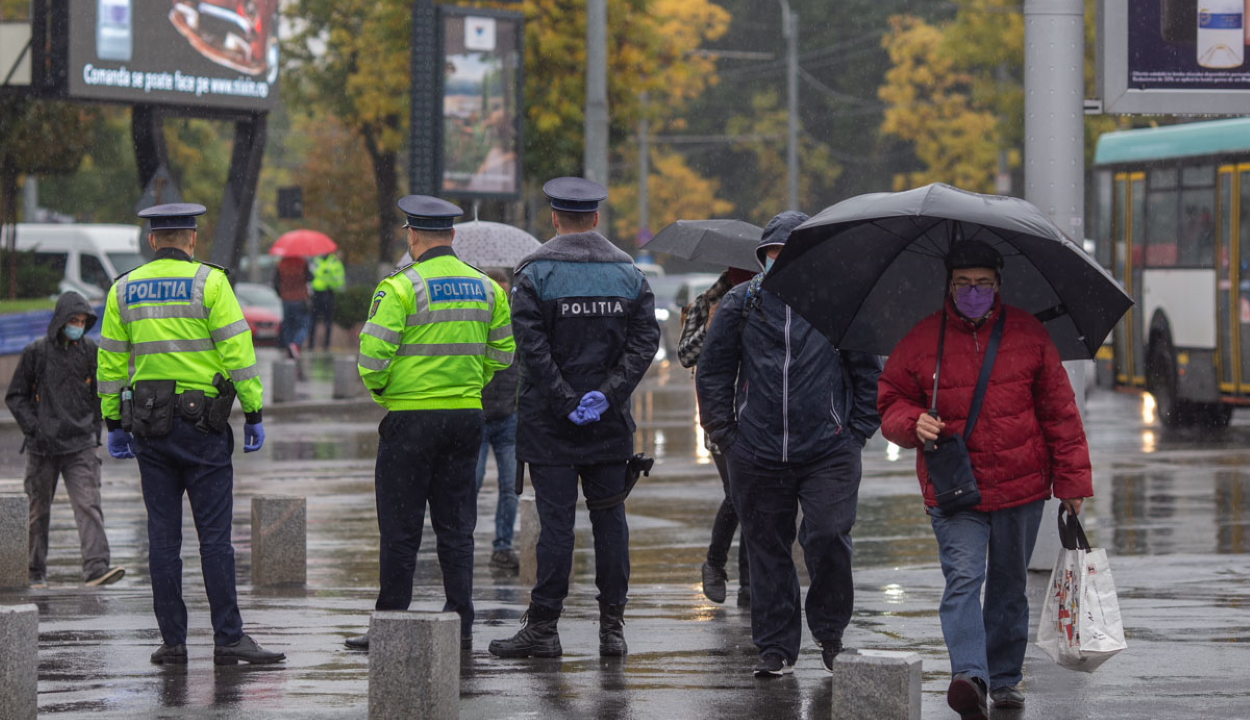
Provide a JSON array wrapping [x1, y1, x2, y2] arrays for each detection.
[[68, 0, 280, 110]]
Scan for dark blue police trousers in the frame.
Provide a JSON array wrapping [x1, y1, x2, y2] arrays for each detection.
[[529, 462, 630, 613], [728, 445, 862, 664], [373, 409, 482, 635], [134, 416, 243, 647]]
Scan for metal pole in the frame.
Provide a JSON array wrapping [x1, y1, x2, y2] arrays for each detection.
[[1024, 0, 1086, 570], [638, 91, 649, 246], [781, 0, 799, 210], [585, 0, 612, 243]]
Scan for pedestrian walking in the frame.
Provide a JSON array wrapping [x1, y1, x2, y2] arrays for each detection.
[[6, 291, 125, 589], [476, 268, 521, 572], [677, 267, 756, 606], [345, 195, 515, 652], [695, 211, 882, 678], [97, 203, 282, 666], [488, 177, 660, 660], [273, 254, 312, 359], [876, 239, 1093, 719], [308, 250, 346, 351]]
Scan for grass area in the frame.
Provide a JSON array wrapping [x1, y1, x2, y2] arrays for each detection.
[[0, 298, 56, 313]]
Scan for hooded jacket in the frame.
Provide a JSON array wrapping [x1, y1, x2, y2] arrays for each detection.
[[5, 292, 101, 455], [511, 230, 660, 464], [876, 297, 1093, 511]]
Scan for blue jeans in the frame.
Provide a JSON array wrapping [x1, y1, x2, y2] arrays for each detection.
[[281, 300, 310, 347], [475, 414, 518, 551], [928, 499, 1045, 691]]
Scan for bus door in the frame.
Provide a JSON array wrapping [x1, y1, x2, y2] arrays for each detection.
[[1217, 166, 1236, 393], [1238, 164, 1250, 393], [1113, 172, 1146, 387]]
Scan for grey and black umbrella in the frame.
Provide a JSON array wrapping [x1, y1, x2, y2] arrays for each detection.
[[453, 221, 543, 268], [763, 183, 1132, 360], [644, 219, 763, 271]]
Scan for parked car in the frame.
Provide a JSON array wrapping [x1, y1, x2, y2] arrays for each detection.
[[233, 282, 283, 347], [647, 272, 721, 364]]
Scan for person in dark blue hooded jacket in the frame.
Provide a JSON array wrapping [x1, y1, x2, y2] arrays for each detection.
[[695, 210, 882, 678]]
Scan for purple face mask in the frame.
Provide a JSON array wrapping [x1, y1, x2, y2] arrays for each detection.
[[954, 285, 995, 319]]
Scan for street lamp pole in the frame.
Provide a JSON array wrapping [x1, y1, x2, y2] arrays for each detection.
[[780, 0, 799, 211]]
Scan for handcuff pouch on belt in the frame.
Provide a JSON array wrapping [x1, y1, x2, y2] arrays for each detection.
[[196, 373, 236, 434], [129, 380, 177, 437], [584, 453, 655, 511]]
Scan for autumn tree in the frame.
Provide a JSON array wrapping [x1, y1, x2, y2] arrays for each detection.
[[610, 147, 735, 241]]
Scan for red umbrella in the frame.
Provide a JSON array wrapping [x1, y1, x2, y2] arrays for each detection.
[[268, 229, 337, 257]]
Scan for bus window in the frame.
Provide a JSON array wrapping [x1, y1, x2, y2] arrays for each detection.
[[1179, 189, 1216, 268], [1146, 186, 1179, 267], [1095, 171, 1113, 267]]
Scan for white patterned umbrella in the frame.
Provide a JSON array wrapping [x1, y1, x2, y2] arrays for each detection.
[[452, 221, 543, 268]]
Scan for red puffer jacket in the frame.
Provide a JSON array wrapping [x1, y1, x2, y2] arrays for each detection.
[[877, 298, 1092, 511]]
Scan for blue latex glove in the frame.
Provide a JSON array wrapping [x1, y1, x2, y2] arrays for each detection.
[[107, 428, 135, 459], [568, 405, 600, 426], [580, 391, 609, 416], [243, 422, 265, 453]]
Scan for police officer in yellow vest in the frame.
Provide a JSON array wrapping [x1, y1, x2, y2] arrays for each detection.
[[345, 195, 515, 651], [98, 203, 284, 666], [309, 251, 345, 351]]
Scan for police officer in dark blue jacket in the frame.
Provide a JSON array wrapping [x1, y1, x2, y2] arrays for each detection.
[[488, 177, 660, 660], [695, 210, 882, 678]]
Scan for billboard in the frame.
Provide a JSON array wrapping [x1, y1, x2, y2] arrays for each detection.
[[439, 8, 522, 199], [67, 0, 280, 110], [1100, 0, 1250, 114]]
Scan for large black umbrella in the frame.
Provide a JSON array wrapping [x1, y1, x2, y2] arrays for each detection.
[[644, 219, 763, 271], [763, 183, 1132, 360]]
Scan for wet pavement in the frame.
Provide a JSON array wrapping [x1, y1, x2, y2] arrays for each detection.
[[2, 350, 1249, 718]]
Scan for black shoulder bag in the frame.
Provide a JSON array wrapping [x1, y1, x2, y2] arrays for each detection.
[[922, 309, 1006, 512]]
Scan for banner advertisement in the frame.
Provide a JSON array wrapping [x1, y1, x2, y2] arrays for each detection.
[[1131, 0, 1250, 89], [440, 9, 522, 199], [68, 0, 280, 110]]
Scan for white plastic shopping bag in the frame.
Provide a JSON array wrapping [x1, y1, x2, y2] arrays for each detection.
[[1036, 507, 1126, 672]]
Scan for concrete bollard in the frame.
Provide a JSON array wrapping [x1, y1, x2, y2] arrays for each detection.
[[517, 495, 539, 588], [251, 496, 306, 587], [829, 649, 922, 720], [271, 360, 297, 404], [369, 611, 459, 719], [0, 494, 28, 589], [0, 604, 39, 720], [333, 356, 363, 399]]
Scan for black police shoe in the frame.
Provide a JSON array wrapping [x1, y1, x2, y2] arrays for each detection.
[[700, 562, 728, 603], [488, 604, 562, 658], [214, 634, 286, 665], [947, 673, 989, 720], [598, 603, 627, 657], [150, 643, 188, 665], [345, 631, 369, 651]]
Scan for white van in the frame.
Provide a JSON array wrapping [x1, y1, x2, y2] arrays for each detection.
[[12, 223, 145, 301]]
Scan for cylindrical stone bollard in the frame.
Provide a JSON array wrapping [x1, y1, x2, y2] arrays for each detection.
[[517, 494, 539, 588], [271, 360, 297, 404], [0, 604, 39, 720], [251, 496, 306, 587], [369, 611, 459, 719], [0, 494, 28, 589], [333, 356, 362, 399]]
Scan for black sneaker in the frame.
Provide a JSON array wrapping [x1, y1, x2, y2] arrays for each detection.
[[736, 586, 751, 608], [701, 562, 728, 603], [990, 685, 1025, 709], [85, 566, 125, 587], [490, 549, 520, 570], [947, 673, 989, 720], [819, 640, 843, 672], [150, 643, 188, 665], [29, 575, 47, 590], [753, 652, 793, 678]]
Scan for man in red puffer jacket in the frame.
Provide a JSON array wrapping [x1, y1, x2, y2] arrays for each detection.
[[877, 239, 1091, 720]]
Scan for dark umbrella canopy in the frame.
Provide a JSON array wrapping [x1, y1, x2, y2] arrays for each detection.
[[644, 219, 763, 271], [762, 183, 1132, 361]]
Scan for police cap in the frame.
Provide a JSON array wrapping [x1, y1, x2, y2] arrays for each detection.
[[543, 177, 608, 213], [397, 195, 463, 230], [138, 203, 207, 230], [945, 239, 1004, 271]]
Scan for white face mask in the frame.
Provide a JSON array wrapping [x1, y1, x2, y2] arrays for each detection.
[[764, 256, 776, 272], [64, 324, 86, 341]]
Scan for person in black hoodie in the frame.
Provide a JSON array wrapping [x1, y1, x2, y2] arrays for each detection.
[[5, 292, 125, 588], [696, 211, 882, 678], [476, 268, 522, 571]]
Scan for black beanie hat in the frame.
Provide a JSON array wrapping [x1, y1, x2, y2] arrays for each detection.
[[945, 239, 1004, 271]]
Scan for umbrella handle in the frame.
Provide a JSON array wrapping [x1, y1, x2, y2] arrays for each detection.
[[922, 410, 939, 453]]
